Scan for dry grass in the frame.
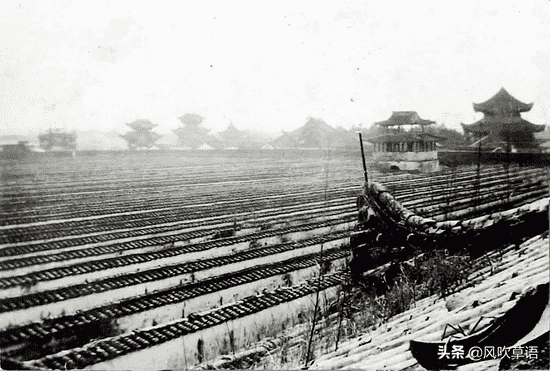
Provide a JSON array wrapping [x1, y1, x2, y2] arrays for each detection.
[[255, 251, 470, 368], [195, 250, 472, 369]]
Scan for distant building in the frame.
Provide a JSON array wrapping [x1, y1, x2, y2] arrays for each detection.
[[1, 141, 35, 159], [172, 114, 221, 149], [368, 111, 441, 172], [271, 130, 299, 149], [461, 88, 545, 152], [120, 120, 161, 150], [271, 117, 356, 149], [39, 128, 77, 151], [218, 123, 260, 149]]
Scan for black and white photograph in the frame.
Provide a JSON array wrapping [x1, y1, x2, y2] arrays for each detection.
[[0, 1, 549, 370]]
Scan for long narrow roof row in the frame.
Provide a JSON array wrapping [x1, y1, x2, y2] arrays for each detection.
[[0, 247, 347, 347], [25, 272, 346, 370], [0, 205, 354, 271], [0, 229, 351, 312]]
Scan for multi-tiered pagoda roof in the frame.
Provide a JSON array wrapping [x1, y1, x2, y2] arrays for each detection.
[[367, 111, 441, 172], [374, 111, 436, 127], [369, 111, 441, 144], [218, 123, 259, 149], [462, 88, 545, 151], [125, 119, 158, 131], [473, 87, 534, 114], [172, 114, 221, 149], [120, 119, 161, 149]]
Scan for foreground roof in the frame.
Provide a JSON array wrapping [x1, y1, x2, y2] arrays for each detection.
[[311, 232, 549, 370], [375, 112, 436, 127], [473, 88, 534, 114]]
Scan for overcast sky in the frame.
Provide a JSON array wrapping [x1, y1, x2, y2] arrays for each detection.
[[1, 0, 549, 136]]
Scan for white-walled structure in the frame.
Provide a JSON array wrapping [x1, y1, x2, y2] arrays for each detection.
[[368, 111, 441, 173]]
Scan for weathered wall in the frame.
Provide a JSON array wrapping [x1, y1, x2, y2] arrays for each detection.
[[373, 151, 438, 162], [438, 151, 550, 167], [372, 151, 440, 172]]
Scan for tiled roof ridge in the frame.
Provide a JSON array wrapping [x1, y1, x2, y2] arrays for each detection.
[[27, 272, 346, 370], [1, 247, 347, 346], [3, 164, 533, 231], [0, 182, 357, 243], [473, 87, 534, 114], [0, 178, 357, 228], [390, 166, 546, 200], [374, 111, 436, 127], [382, 165, 541, 192], [199, 234, 549, 371], [311, 234, 549, 370], [0, 230, 351, 312], [0, 204, 355, 270], [192, 335, 288, 370], [0, 187, 359, 257], [0, 216, 355, 291], [366, 180, 548, 236]]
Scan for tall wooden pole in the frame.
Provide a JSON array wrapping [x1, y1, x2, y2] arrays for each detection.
[[358, 132, 369, 184]]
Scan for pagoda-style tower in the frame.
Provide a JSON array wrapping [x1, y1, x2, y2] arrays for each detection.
[[219, 123, 243, 149], [120, 119, 161, 150], [271, 130, 298, 149], [218, 123, 259, 149], [368, 111, 441, 172], [462, 88, 545, 152], [173, 114, 220, 149]]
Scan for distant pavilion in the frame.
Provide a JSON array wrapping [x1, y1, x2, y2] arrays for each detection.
[[368, 111, 441, 172], [39, 128, 77, 151], [172, 114, 218, 149], [462, 88, 545, 152], [120, 120, 161, 150]]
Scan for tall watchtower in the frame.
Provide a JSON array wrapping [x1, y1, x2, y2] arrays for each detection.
[[172, 114, 215, 149], [462, 88, 544, 152]]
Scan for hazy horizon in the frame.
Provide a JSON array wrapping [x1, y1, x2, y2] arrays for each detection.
[[1, 1, 549, 137]]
